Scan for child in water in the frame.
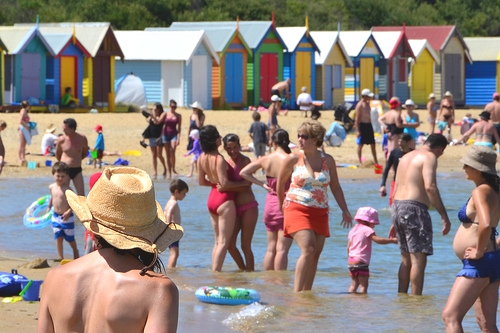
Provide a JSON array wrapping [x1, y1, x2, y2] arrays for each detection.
[[347, 207, 397, 293], [48, 161, 79, 260], [164, 179, 189, 268]]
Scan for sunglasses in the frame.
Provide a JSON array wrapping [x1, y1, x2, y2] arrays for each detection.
[[297, 134, 309, 140]]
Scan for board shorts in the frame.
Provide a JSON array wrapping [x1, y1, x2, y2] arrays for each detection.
[[457, 250, 500, 283], [283, 201, 329, 238], [52, 211, 75, 242], [358, 122, 375, 145], [96, 149, 103, 159], [391, 200, 433, 255], [348, 261, 370, 278], [253, 142, 267, 157]]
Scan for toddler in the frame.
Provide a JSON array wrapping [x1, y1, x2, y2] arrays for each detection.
[[347, 207, 396, 293], [164, 179, 189, 268], [93, 124, 105, 168], [184, 129, 201, 177], [48, 161, 79, 260]]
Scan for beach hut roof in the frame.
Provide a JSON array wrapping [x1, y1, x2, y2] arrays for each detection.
[[309, 31, 353, 67], [169, 21, 286, 50], [338, 31, 382, 58], [42, 33, 91, 57], [276, 27, 319, 53], [463, 37, 500, 61], [148, 25, 248, 54], [0, 26, 54, 55], [15, 22, 124, 58], [371, 31, 415, 59], [0, 36, 7, 52], [115, 30, 219, 64], [408, 39, 439, 64], [372, 25, 472, 63]]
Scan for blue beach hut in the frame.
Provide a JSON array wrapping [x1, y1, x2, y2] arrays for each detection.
[[276, 26, 320, 109], [0, 37, 8, 105], [115, 30, 219, 109]]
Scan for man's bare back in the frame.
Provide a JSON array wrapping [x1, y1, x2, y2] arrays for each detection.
[[38, 249, 179, 333], [485, 100, 500, 123]]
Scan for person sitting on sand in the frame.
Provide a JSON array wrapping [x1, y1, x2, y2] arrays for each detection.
[[38, 167, 184, 332], [454, 111, 500, 150]]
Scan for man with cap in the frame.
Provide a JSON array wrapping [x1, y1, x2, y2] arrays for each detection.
[[38, 167, 184, 332], [296, 86, 313, 117], [485, 92, 500, 144], [56, 118, 88, 195], [355, 88, 378, 165], [389, 133, 451, 296]]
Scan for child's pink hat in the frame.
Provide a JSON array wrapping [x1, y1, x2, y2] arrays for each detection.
[[354, 207, 380, 225]]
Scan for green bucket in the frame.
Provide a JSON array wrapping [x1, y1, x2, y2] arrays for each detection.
[[90, 150, 98, 159]]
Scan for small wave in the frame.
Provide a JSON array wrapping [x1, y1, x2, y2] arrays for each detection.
[[222, 302, 275, 332]]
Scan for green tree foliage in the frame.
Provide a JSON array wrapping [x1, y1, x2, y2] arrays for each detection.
[[0, 0, 499, 36]]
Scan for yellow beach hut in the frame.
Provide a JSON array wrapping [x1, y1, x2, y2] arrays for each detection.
[[408, 39, 439, 105]]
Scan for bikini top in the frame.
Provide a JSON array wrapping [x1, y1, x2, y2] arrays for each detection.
[[476, 132, 493, 139], [228, 157, 244, 182], [286, 150, 330, 208], [458, 198, 474, 224]]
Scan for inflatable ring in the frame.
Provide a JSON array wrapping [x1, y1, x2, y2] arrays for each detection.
[[23, 195, 52, 229], [195, 286, 260, 305]]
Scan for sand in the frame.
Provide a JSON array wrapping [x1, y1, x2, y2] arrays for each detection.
[[0, 106, 484, 331]]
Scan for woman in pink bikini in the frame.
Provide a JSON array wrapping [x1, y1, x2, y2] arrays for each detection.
[[277, 120, 353, 292], [18, 100, 31, 164], [240, 129, 293, 271], [198, 125, 249, 272], [223, 133, 258, 271], [158, 100, 182, 179]]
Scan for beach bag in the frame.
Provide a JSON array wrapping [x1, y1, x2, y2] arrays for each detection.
[[30, 122, 38, 136], [0, 271, 28, 297]]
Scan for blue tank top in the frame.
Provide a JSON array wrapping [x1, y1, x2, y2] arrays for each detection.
[[403, 114, 418, 139]]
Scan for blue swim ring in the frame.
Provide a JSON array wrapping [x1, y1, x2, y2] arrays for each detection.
[[195, 286, 261, 305], [23, 195, 52, 229]]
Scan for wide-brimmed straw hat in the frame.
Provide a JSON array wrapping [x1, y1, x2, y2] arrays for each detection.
[[190, 101, 204, 111], [460, 146, 498, 176], [66, 167, 184, 254], [45, 124, 57, 133]]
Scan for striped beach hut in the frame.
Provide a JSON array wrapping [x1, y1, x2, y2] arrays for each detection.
[[463, 37, 500, 106], [166, 23, 251, 109], [373, 25, 472, 105], [43, 33, 91, 106], [0, 37, 8, 105], [310, 31, 352, 109], [0, 26, 55, 104], [408, 39, 439, 105], [339, 31, 383, 102], [115, 30, 218, 109], [372, 31, 415, 102], [276, 26, 320, 109]]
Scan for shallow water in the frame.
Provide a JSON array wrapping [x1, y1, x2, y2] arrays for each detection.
[[0, 172, 493, 332]]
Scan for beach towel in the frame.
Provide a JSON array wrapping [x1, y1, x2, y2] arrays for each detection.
[[20, 126, 32, 145], [0, 271, 28, 297]]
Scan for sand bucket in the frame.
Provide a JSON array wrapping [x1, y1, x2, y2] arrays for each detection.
[[19, 279, 43, 301], [90, 150, 98, 159], [45, 160, 52, 167], [27, 161, 37, 169], [374, 164, 383, 174]]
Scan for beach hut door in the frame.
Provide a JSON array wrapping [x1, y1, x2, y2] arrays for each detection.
[[20, 53, 41, 100]]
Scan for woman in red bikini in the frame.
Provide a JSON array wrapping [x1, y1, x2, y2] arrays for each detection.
[[223, 133, 258, 271], [198, 125, 249, 272]]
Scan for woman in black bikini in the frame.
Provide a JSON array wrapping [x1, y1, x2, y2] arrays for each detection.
[[378, 97, 405, 157], [438, 91, 455, 136]]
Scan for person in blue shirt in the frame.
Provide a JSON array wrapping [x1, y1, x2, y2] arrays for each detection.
[[93, 124, 105, 169]]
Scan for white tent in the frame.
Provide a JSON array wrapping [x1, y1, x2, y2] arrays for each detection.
[[115, 73, 147, 109]]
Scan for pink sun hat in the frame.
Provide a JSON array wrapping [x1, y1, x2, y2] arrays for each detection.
[[354, 207, 380, 225]]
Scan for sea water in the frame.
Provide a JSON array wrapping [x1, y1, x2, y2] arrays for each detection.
[[0, 173, 491, 332]]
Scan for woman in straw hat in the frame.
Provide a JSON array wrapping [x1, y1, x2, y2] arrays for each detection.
[[38, 167, 183, 332], [187, 101, 205, 151], [427, 93, 437, 134], [198, 125, 249, 272], [442, 146, 500, 332], [41, 123, 58, 156]]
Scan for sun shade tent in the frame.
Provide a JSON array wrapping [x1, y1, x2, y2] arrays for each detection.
[[114, 73, 147, 109], [115, 30, 219, 109]]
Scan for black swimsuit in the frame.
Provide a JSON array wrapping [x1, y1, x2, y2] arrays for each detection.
[[386, 123, 404, 135]]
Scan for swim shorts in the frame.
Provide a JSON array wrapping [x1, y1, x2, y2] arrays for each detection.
[[52, 211, 75, 242], [494, 124, 500, 145], [348, 262, 370, 278], [391, 200, 433, 255], [457, 250, 500, 283], [358, 122, 375, 145], [253, 142, 267, 157], [270, 89, 281, 98], [68, 167, 82, 180], [169, 241, 179, 249], [96, 149, 103, 159]]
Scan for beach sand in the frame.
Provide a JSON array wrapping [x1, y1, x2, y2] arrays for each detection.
[[0, 107, 484, 331]]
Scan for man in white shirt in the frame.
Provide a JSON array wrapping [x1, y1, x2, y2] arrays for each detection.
[[296, 86, 313, 117]]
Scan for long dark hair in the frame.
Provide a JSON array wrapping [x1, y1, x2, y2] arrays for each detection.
[[272, 129, 291, 153], [222, 133, 240, 147], [154, 102, 164, 115], [482, 172, 500, 193], [199, 125, 220, 152]]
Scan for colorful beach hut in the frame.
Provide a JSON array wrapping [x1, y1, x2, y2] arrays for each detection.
[[0, 37, 8, 105], [408, 39, 439, 105], [115, 30, 218, 109], [371, 31, 415, 102], [310, 31, 352, 109], [463, 37, 500, 106], [43, 33, 91, 106], [372, 25, 472, 105], [17, 23, 125, 109], [166, 23, 251, 109], [339, 31, 383, 102], [276, 26, 320, 109]]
